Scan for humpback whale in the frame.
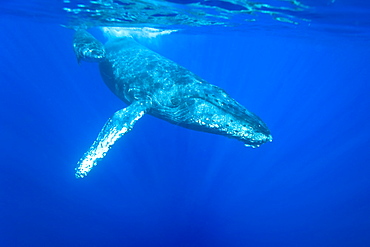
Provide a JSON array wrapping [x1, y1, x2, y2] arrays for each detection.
[[73, 29, 272, 178]]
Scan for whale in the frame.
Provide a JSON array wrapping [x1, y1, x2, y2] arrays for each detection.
[[73, 29, 272, 178]]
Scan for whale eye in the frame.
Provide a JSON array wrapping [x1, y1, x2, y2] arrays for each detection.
[[171, 97, 180, 106]]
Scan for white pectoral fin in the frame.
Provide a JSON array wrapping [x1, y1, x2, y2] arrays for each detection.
[[75, 101, 150, 178]]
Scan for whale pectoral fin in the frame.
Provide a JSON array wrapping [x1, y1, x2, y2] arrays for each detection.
[[75, 100, 151, 178]]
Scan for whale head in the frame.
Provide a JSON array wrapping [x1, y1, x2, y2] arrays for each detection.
[[181, 84, 273, 148], [228, 109, 273, 148], [73, 29, 106, 63], [157, 94, 272, 148], [183, 98, 272, 148]]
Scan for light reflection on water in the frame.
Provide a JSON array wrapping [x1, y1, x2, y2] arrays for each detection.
[[62, 0, 311, 29], [0, 0, 369, 39]]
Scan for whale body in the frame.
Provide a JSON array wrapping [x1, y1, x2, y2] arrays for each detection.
[[73, 30, 272, 178]]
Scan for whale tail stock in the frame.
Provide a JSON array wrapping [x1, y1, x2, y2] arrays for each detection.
[[75, 100, 151, 178]]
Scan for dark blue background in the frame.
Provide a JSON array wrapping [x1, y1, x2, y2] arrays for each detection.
[[1, 13, 370, 247]]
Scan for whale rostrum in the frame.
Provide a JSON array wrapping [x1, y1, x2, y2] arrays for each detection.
[[73, 29, 272, 178]]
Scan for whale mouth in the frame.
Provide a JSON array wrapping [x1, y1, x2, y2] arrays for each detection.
[[217, 110, 272, 148], [243, 133, 273, 148], [225, 120, 272, 148]]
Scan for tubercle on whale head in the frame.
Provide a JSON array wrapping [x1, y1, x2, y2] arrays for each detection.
[[243, 130, 273, 148], [203, 91, 272, 148], [236, 112, 273, 148], [226, 117, 273, 148]]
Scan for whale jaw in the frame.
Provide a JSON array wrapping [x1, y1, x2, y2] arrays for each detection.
[[243, 132, 273, 148], [161, 98, 272, 148]]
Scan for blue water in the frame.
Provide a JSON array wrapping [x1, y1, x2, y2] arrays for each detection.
[[1, 1, 370, 246]]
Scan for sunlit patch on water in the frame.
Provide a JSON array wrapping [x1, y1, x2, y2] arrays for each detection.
[[101, 26, 177, 39], [62, 0, 312, 31]]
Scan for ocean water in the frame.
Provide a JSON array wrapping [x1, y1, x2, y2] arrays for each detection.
[[1, 0, 370, 246]]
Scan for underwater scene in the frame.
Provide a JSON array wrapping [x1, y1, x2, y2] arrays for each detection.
[[1, 0, 370, 246]]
